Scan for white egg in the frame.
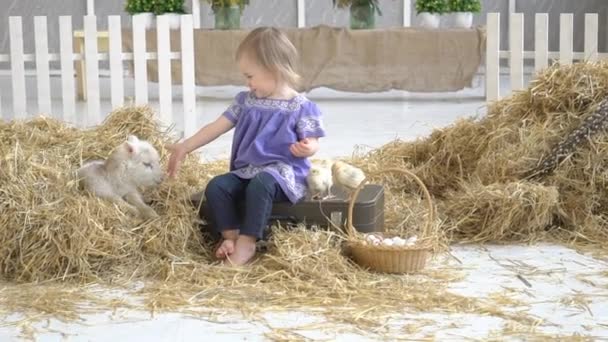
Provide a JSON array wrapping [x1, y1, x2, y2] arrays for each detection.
[[393, 238, 406, 247], [382, 238, 394, 246], [365, 235, 382, 246], [405, 236, 418, 246]]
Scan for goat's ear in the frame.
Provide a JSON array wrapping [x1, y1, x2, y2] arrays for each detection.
[[125, 135, 140, 155], [127, 135, 139, 144], [125, 141, 138, 155]]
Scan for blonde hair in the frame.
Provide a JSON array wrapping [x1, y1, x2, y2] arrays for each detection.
[[236, 27, 301, 88]]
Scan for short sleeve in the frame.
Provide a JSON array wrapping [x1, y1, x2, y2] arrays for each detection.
[[222, 91, 248, 124], [296, 102, 326, 140]]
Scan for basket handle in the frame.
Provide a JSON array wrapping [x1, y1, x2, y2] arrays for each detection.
[[346, 168, 434, 239]]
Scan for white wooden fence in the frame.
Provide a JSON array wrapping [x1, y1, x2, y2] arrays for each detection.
[[485, 12, 608, 101], [0, 14, 197, 136], [0, 11, 606, 130]]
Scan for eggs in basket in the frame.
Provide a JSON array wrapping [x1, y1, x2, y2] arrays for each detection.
[[363, 234, 418, 247]]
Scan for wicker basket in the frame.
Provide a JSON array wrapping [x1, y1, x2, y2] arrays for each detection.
[[345, 168, 434, 274]]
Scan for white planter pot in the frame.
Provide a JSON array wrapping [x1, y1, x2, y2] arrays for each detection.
[[452, 12, 473, 28], [163, 13, 182, 29], [133, 12, 155, 29], [417, 12, 440, 29], [439, 13, 453, 28]]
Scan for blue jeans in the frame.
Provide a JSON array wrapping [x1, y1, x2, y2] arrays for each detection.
[[204, 171, 289, 240]]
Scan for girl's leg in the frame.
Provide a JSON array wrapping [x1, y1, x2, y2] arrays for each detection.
[[228, 172, 289, 265], [204, 173, 246, 259]]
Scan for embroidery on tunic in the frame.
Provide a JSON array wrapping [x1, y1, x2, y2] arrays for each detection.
[[245, 93, 305, 112], [233, 162, 305, 199], [296, 116, 324, 136], [226, 101, 243, 119]]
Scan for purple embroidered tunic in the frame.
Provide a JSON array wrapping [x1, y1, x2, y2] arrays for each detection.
[[222, 91, 326, 204]]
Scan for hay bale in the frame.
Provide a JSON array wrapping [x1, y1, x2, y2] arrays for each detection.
[[0, 107, 210, 282], [547, 142, 608, 232], [357, 61, 608, 246], [442, 181, 559, 243], [359, 118, 491, 195]]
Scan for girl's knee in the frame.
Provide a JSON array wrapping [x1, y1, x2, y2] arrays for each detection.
[[205, 175, 230, 198], [247, 172, 277, 196]]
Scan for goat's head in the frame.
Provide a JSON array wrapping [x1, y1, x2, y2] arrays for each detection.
[[119, 135, 164, 188]]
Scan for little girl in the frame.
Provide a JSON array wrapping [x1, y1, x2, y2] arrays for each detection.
[[167, 27, 326, 266]]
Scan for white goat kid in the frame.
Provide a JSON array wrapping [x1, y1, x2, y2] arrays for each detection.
[[77, 135, 164, 219]]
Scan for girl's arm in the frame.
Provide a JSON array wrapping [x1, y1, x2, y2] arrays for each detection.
[[291, 102, 325, 158], [167, 115, 234, 178], [182, 115, 234, 153]]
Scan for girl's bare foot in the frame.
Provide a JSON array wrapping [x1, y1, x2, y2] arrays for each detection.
[[215, 229, 238, 259], [224, 235, 257, 266], [215, 239, 235, 259]]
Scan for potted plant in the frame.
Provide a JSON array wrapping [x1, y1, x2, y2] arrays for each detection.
[[125, 0, 156, 29], [154, 0, 186, 29], [332, 0, 382, 30], [447, 0, 480, 28], [415, 0, 447, 29], [207, 0, 249, 30]]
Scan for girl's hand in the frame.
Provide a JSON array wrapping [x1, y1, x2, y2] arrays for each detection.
[[290, 138, 319, 158], [166, 143, 188, 178]]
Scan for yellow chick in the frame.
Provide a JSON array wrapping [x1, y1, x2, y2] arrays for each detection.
[[306, 159, 334, 200], [332, 161, 366, 192]]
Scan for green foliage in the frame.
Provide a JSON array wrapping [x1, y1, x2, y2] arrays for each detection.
[[415, 0, 448, 14], [332, 0, 383, 16], [125, 0, 155, 15], [125, 0, 186, 15], [447, 0, 481, 12], [207, 0, 250, 13], [154, 0, 186, 14]]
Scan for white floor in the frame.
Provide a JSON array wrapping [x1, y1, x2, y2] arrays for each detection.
[[1, 244, 607, 341], [1, 73, 607, 341]]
